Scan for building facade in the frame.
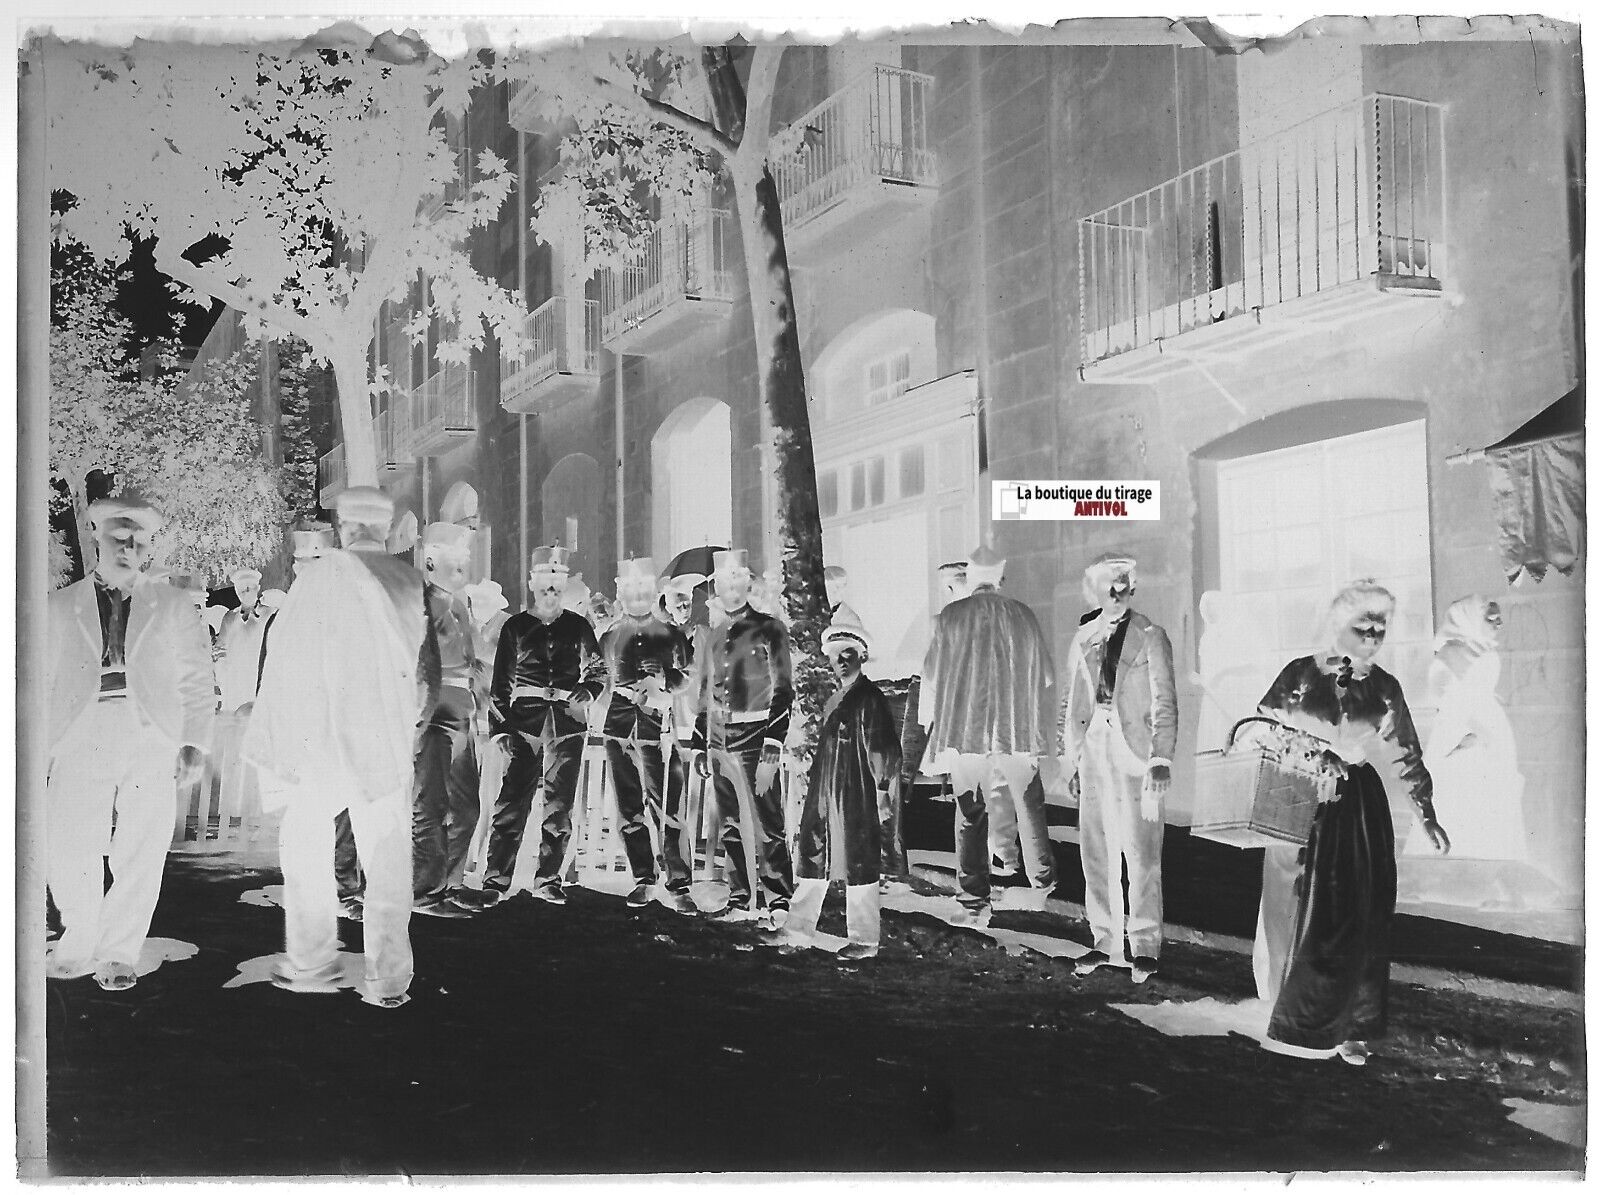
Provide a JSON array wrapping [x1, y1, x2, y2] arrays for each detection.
[[317, 29, 1584, 929]]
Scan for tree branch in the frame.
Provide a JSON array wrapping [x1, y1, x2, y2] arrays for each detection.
[[156, 254, 325, 349], [739, 44, 784, 160], [586, 69, 739, 156]]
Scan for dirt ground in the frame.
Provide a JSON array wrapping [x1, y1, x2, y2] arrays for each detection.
[[44, 856, 1584, 1177]]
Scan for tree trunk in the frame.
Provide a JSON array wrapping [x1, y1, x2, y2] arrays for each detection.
[[331, 340, 379, 490]]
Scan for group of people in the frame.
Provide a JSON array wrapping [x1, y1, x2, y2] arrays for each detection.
[[45, 484, 1456, 1063]]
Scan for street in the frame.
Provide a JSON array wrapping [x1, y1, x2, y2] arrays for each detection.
[[45, 854, 1583, 1176]]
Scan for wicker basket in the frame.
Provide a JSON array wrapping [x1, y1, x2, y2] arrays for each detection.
[[1190, 717, 1339, 849]]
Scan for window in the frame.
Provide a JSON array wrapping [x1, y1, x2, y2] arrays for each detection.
[[865, 350, 913, 407], [818, 469, 839, 519], [849, 462, 867, 512], [898, 444, 925, 498], [1213, 420, 1433, 720], [868, 456, 886, 506]]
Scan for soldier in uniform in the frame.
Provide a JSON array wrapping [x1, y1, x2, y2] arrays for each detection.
[[481, 545, 607, 907], [693, 548, 795, 926], [599, 558, 695, 911], [412, 522, 485, 918]]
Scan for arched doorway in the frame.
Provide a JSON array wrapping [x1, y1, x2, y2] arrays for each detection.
[[651, 397, 733, 561], [541, 454, 602, 581]]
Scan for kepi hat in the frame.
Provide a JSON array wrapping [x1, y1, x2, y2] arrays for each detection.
[[616, 557, 658, 584], [712, 548, 750, 573], [529, 544, 573, 574], [229, 567, 263, 589], [291, 528, 337, 560], [334, 486, 395, 525], [423, 522, 474, 555]]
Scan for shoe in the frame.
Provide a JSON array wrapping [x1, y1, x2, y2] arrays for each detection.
[[757, 929, 809, 950], [1130, 956, 1160, 984], [1073, 950, 1121, 978], [271, 962, 344, 994], [625, 884, 652, 909], [361, 991, 411, 1010], [949, 902, 992, 928], [338, 898, 365, 922], [445, 887, 497, 911], [757, 906, 790, 933], [530, 884, 568, 906], [1336, 1040, 1370, 1067], [837, 943, 879, 961], [659, 890, 698, 916], [990, 857, 1020, 878], [414, 897, 474, 919], [706, 901, 752, 922], [92, 960, 138, 992]]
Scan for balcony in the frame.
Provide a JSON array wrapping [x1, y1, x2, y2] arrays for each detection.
[[1079, 94, 1447, 383], [374, 403, 416, 479], [500, 297, 602, 415], [317, 444, 346, 506], [405, 363, 477, 456], [769, 65, 938, 261], [599, 208, 737, 353]]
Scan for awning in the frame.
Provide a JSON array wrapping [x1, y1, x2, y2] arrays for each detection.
[[1449, 385, 1585, 583]]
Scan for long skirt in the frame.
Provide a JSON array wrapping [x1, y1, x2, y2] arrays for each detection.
[[1266, 762, 1396, 1051]]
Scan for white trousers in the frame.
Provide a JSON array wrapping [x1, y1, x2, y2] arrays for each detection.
[[786, 876, 882, 948], [1079, 709, 1164, 961], [47, 698, 178, 970], [988, 785, 1020, 867], [279, 770, 413, 1000], [948, 752, 1055, 891]]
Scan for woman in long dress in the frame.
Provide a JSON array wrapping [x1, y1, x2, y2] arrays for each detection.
[[1254, 580, 1451, 1064], [1404, 596, 1528, 862]]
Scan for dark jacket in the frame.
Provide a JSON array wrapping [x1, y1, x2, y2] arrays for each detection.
[[489, 609, 606, 740], [600, 613, 691, 740], [797, 673, 902, 885], [694, 603, 793, 751]]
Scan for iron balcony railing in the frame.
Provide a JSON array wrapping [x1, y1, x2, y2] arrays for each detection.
[[500, 297, 602, 401], [599, 207, 736, 343], [408, 363, 477, 448], [769, 65, 938, 229], [1079, 93, 1446, 366], [317, 444, 346, 495], [374, 402, 414, 468]]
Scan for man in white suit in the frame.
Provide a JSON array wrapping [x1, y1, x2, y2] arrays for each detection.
[[46, 491, 215, 991], [1059, 552, 1178, 984]]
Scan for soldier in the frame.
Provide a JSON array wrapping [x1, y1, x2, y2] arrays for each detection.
[[481, 545, 607, 907], [599, 558, 695, 912], [412, 523, 485, 918], [693, 548, 795, 927], [45, 491, 214, 991]]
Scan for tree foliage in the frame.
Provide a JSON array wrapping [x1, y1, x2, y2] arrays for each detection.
[[45, 29, 530, 487], [49, 253, 288, 586]]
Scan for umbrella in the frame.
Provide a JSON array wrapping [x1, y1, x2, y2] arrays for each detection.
[[666, 545, 725, 579]]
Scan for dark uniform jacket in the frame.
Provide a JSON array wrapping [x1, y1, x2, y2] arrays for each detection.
[[600, 613, 691, 740], [694, 603, 793, 752], [489, 609, 606, 741]]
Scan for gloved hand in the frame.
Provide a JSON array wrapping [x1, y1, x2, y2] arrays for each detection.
[[755, 743, 782, 792]]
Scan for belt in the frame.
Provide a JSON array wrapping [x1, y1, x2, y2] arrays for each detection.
[[511, 684, 574, 703], [97, 689, 129, 702], [721, 707, 771, 725], [100, 669, 127, 693], [614, 683, 670, 708], [441, 676, 474, 690]]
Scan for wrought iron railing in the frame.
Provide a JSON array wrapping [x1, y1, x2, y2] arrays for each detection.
[[1079, 94, 1446, 366], [769, 65, 938, 229], [408, 363, 477, 448], [374, 402, 414, 467], [317, 444, 346, 494], [599, 207, 736, 342], [500, 297, 601, 401]]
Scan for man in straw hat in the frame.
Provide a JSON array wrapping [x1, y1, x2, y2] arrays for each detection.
[[772, 608, 902, 959], [693, 547, 795, 927], [600, 558, 696, 912], [411, 522, 485, 918], [245, 487, 441, 1009], [45, 490, 215, 992], [917, 544, 1057, 927], [480, 544, 607, 907], [1058, 551, 1177, 984]]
